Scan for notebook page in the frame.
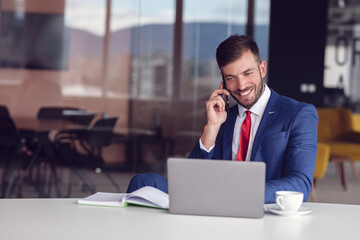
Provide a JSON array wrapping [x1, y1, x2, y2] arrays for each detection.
[[78, 192, 127, 207], [125, 186, 169, 208]]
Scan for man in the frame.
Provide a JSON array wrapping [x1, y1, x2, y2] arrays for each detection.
[[127, 34, 318, 203]]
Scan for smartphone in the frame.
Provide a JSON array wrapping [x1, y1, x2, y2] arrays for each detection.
[[222, 75, 230, 112]]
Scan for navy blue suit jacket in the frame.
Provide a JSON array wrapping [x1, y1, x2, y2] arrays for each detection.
[[188, 89, 318, 203]]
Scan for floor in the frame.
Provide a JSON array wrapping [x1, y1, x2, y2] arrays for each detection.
[[15, 162, 360, 205], [311, 162, 360, 204]]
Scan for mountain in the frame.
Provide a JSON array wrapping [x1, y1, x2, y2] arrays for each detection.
[[68, 22, 269, 60]]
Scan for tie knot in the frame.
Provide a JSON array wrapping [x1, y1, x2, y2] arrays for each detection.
[[245, 111, 251, 117]]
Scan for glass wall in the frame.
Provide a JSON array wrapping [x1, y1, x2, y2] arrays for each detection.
[[177, 0, 248, 147], [0, 0, 69, 116], [0, 0, 270, 167], [176, 0, 270, 150], [63, 0, 106, 97], [254, 0, 270, 63]]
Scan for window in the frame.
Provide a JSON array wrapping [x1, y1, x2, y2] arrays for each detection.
[[0, 0, 270, 160]]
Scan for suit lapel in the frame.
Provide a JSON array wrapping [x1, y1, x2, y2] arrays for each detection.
[[251, 89, 281, 161], [222, 106, 238, 160]]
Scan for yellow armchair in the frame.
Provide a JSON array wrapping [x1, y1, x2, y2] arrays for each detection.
[[310, 143, 330, 201], [317, 107, 360, 190], [352, 113, 360, 132], [314, 143, 330, 179]]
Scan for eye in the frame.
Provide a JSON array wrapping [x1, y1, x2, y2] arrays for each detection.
[[226, 76, 234, 81], [244, 72, 252, 76]]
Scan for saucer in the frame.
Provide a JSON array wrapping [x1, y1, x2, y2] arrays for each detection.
[[265, 204, 312, 216]]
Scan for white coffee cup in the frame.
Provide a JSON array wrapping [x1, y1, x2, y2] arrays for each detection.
[[275, 191, 303, 212]]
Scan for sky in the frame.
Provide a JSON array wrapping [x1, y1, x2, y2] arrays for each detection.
[[64, 0, 270, 36]]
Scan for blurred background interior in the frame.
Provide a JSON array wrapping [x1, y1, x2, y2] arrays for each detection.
[[1, 0, 360, 204]]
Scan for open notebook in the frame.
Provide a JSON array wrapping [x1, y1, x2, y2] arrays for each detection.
[[78, 186, 169, 209]]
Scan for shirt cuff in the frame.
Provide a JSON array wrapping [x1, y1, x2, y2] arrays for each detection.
[[199, 138, 215, 153]]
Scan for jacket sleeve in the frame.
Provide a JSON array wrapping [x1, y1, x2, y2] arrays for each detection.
[[188, 140, 215, 159], [264, 104, 318, 203]]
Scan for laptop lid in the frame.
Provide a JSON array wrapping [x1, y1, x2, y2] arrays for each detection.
[[167, 158, 265, 218]]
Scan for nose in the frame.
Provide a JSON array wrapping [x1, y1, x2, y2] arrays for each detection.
[[234, 76, 247, 91]]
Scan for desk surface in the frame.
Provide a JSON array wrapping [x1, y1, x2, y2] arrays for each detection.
[[0, 199, 359, 240]]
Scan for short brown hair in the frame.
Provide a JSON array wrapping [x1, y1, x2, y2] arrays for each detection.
[[216, 34, 261, 67]]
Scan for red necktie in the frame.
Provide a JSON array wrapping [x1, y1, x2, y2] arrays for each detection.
[[236, 111, 251, 161]]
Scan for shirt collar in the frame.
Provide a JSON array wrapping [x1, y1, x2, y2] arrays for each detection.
[[238, 84, 271, 117]]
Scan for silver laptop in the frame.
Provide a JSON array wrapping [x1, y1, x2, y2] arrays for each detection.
[[167, 158, 265, 218]]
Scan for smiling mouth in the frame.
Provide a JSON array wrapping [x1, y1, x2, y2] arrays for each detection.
[[238, 88, 253, 97]]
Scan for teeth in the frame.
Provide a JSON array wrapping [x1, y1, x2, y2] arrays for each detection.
[[240, 90, 251, 96]]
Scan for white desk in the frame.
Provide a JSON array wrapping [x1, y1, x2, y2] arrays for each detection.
[[0, 199, 359, 240]]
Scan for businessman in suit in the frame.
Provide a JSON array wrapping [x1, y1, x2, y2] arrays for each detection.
[[127, 34, 318, 203]]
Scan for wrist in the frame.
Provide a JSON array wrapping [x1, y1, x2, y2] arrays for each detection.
[[204, 122, 221, 133], [200, 123, 221, 150]]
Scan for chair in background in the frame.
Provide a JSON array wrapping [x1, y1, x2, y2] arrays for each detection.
[[0, 105, 10, 117], [350, 112, 360, 179], [0, 117, 42, 198], [351, 113, 360, 133], [0, 105, 52, 196], [310, 143, 330, 201], [317, 107, 360, 190], [55, 117, 120, 197], [0, 104, 36, 145], [34, 107, 78, 197], [35, 106, 96, 197]]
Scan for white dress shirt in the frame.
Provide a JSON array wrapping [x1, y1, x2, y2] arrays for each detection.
[[200, 84, 271, 161]]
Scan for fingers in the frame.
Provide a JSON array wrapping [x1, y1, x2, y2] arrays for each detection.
[[209, 88, 229, 100], [204, 88, 229, 127], [207, 88, 230, 112], [206, 96, 225, 112], [207, 93, 226, 112]]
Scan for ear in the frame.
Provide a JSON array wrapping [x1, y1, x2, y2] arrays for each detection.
[[259, 61, 267, 78], [219, 81, 224, 89]]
